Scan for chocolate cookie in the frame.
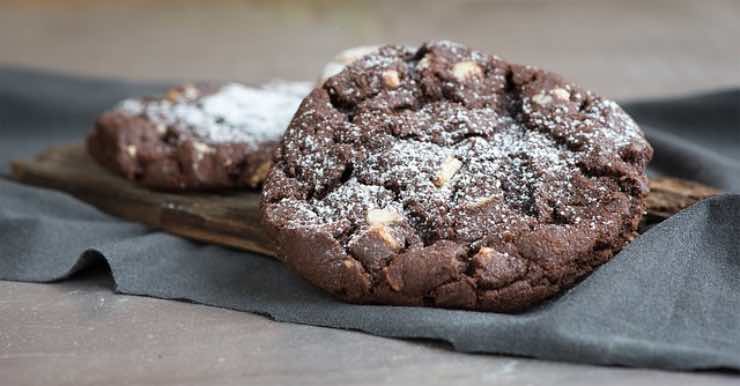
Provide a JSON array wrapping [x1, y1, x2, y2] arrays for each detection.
[[87, 81, 311, 190], [261, 41, 653, 312]]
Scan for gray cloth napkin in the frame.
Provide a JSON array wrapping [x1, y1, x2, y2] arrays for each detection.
[[1, 67, 739, 371]]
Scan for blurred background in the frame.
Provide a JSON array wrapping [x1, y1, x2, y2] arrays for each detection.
[[1, 0, 739, 100]]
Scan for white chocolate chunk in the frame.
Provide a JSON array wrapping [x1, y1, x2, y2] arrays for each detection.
[[531, 92, 553, 106], [370, 224, 402, 251], [468, 194, 498, 208], [382, 70, 401, 89], [165, 84, 198, 101], [125, 145, 137, 157], [417, 55, 431, 70], [451, 61, 483, 82], [192, 141, 215, 161], [367, 208, 402, 226], [551, 88, 570, 100], [475, 247, 495, 262], [182, 84, 199, 99], [433, 156, 463, 187], [192, 141, 214, 154]]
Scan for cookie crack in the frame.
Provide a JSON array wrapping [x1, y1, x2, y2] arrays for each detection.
[[499, 153, 539, 218]]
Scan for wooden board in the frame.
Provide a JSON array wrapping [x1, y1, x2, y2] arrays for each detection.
[[9, 144, 721, 257], [10, 144, 274, 256]]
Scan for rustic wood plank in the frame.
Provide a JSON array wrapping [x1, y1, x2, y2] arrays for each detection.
[[9, 144, 721, 256], [10, 144, 275, 257], [644, 177, 722, 221]]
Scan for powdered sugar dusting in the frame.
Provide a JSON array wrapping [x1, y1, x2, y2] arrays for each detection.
[[262, 41, 653, 311], [115, 81, 311, 147], [271, 42, 650, 247]]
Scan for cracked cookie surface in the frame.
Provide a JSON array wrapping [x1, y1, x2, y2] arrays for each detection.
[[87, 81, 311, 191], [261, 41, 653, 312]]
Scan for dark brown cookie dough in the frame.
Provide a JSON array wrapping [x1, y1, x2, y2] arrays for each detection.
[[261, 41, 653, 312], [87, 81, 310, 190]]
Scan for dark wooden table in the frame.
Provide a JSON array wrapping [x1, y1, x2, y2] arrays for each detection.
[[1, 1, 739, 385]]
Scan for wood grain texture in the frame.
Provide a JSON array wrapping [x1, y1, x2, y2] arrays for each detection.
[[10, 144, 720, 257], [645, 178, 722, 220], [11, 144, 273, 256]]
